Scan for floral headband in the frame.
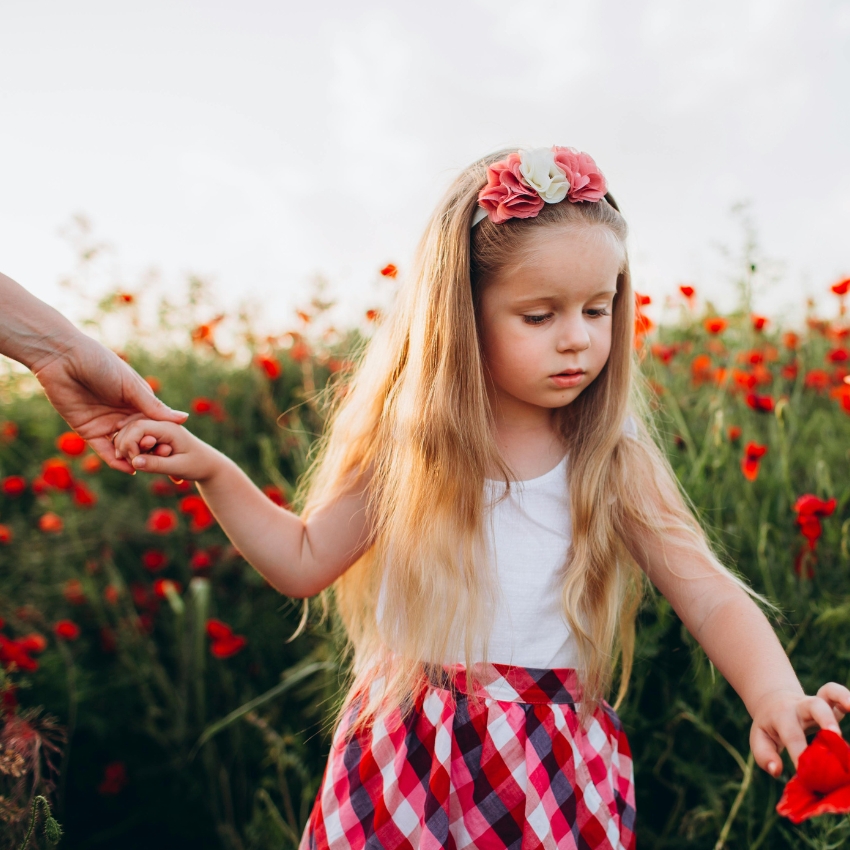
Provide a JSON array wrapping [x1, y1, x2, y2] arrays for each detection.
[[471, 145, 607, 227]]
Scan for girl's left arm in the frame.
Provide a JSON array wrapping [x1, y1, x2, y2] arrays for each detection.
[[620, 498, 850, 778]]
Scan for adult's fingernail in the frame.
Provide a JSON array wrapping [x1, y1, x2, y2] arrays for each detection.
[[134, 456, 146, 469]]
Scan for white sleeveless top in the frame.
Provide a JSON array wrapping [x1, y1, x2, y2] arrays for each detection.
[[375, 418, 637, 670]]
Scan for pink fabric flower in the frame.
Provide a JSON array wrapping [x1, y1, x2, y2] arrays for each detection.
[[551, 146, 607, 202], [477, 153, 545, 224]]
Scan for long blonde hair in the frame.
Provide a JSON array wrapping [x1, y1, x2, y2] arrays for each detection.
[[299, 147, 776, 731]]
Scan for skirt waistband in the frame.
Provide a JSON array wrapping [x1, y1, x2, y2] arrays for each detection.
[[422, 661, 584, 705]]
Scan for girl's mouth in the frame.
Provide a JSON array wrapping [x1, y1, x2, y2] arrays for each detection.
[[551, 371, 585, 388]]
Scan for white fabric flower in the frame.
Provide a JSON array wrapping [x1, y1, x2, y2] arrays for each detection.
[[518, 148, 570, 203]]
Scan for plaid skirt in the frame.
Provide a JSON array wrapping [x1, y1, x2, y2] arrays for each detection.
[[299, 662, 636, 850]]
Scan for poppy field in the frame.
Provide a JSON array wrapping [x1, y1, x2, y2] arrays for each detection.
[[2, 258, 850, 849]]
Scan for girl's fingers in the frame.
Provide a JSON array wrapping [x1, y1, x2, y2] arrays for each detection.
[[816, 682, 850, 720], [131, 453, 185, 476], [152, 443, 173, 457], [776, 717, 809, 770], [140, 435, 157, 451], [751, 725, 783, 777], [801, 696, 843, 736]]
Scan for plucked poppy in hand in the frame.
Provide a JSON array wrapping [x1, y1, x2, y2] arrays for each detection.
[[776, 729, 850, 823], [146, 508, 178, 535], [42, 459, 73, 491], [54, 620, 81, 641], [741, 442, 768, 481], [1, 476, 26, 497], [56, 431, 86, 456]]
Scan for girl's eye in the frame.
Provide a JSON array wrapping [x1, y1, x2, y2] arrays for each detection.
[[522, 313, 552, 325], [585, 308, 611, 318]]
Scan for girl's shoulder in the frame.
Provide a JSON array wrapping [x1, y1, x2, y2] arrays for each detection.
[[623, 414, 639, 439]]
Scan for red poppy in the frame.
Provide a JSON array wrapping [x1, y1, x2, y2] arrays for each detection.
[[0, 524, 11, 545], [150, 478, 174, 497], [16, 634, 47, 654], [704, 317, 728, 335], [153, 578, 182, 599], [380, 263, 398, 278], [42, 459, 73, 491], [116, 292, 134, 304], [39, 512, 63, 534], [189, 550, 213, 570], [831, 278, 850, 297], [255, 355, 282, 380], [679, 284, 695, 300], [827, 348, 849, 363], [145, 375, 161, 393], [0, 635, 39, 672], [191, 397, 214, 415], [210, 634, 248, 658], [146, 508, 178, 535], [205, 618, 234, 640], [751, 315, 768, 331], [1, 476, 26, 497], [781, 362, 799, 381], [776, 729, 850, 823], [72, 482, 97, 508], [98, 761, 129, 795], [142, 550, 169, 572], [54, 620, 81, 641], [103, 585, 119, 605], [727, 426, 742, 442], [635, 293, 651, 307], [691, 354, 713, 384], [733, 369, 757, 391], [81, 455, 102, 474], [290, 340, 310, 362], [634, 310, 654, 337], [365, 309, 382, 322], [1, 422, 18, 441], [745, 393, 775, 413], [741, 442, 767, 481], [179, 495, 215, 532], [56, 431, 86, 456], [793, 495, 836, 551], [781, 332, 798, 350], [805, 370, 831, 391], [63, 579, 86, 605], [650, 343, 677, 364], [830, 384, 850, 414], [263, 485, 287, 507]]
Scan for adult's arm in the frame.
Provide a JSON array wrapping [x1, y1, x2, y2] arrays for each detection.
[[0, 272, 188, 473]]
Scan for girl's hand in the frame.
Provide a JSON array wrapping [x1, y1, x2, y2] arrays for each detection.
[[750, 682, 850, 778], [113, 419, 221, 483]]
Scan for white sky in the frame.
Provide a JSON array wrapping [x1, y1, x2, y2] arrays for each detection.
[[1, 0, 849, 336]]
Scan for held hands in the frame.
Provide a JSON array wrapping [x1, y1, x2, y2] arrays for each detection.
[[750, 682, 850, 778], [113, 419, 220, 483]]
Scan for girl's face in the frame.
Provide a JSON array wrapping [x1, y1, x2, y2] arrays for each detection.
[[478, 224, 623, 426]]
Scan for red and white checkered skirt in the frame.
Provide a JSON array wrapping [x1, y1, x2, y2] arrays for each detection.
[[299, 661, 636, 849]]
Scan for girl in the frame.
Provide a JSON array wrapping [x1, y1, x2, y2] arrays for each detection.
[[112, 145, 850, 850]]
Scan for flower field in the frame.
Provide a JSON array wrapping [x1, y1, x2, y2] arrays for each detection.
[[2, 262, 850, 849]]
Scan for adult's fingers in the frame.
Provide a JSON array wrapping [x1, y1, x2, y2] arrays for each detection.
[[88, 435, 137, 474], [121, 369, 189, 424], [751, 725, 783, 777]]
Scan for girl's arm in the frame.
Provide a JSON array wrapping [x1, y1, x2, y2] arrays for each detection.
[[114, 419, 372, 599], [619, 475, 850, 777]]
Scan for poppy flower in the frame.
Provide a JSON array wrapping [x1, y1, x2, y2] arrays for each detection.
[[793, 495, 836, 551], [263, 485, 287, 507], [42, 459, 73, 491], [781, 362, 799, 381], [751, 314, 769, 331], [1, 476, 26, 497], [141, 550, 169, 572], [189, 550, 213, 570], [380, 263, 398, 278], [0, 524, 12, 545], [733, 369, 757, 391], [650, 343, 677, 364], [98, 761, 129, 795], [205, 619, 234, 640], [81, 455, 102, 474], [191, 397, 214, 415], [63, 579, 86, 605], [704, 317, 728, 335], [691, 354, 714, 384], [1, 422, 18, 441], [72, 482, 97, 508], [103, 585, 119, 605], [290, 340, 310, 362], [153, 578, 182, 599], [679, 284, 695, 300], [745, 393, 775, 413], [783, 332, 799, 350], [150, 478, 174, 497], [365, 309, 382, 323], [805, 370, 831, 391], [146, 508, 178, 535], [255, 355, 281, 380], [56, 431, 86, 456], [54, 620, 81, 641], [634, 310, 654, 337], [0, 635, 39, 672], [39, 512, 63, 534], [205, 618, 248, 658], [144, 375, 161, 393], [16, 634, 47, 654], [727, 426, 742, 442], [741, 442, 767, 481], [830, 385, 850, 414], [827, 348, 849, 363], [776, 729, 850, 823], [179, 495, 215, 532], [831, 278, 850, 297]]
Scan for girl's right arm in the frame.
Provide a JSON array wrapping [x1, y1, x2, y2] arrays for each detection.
[[114, 419, 372, 599]]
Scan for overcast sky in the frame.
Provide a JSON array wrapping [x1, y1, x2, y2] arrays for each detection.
[[1, 0, 848, 335]]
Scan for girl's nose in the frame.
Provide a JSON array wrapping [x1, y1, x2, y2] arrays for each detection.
[[556, 314, 591, 352]]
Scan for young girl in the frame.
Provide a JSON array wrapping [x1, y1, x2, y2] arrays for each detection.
[[112, 145, 850, 850]]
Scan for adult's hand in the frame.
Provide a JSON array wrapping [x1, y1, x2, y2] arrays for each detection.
[[1, 271, 187, 473], [33, 337, 188, 473]]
